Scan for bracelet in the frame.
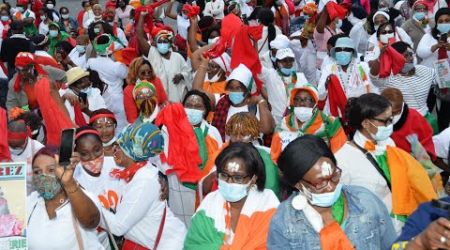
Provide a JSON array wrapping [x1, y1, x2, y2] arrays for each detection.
[[258, 99, 266, 105], [65, 182, 80, 195]]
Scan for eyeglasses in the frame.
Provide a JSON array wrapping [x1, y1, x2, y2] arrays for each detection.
[[334, 47, 353, 53], [293, 96, 315, 105], [218, 172, 251, 184], [371, 116, 393, 126], [302, 166, 342, 192]]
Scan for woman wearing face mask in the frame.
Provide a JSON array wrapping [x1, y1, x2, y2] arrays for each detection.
[[137, 12, 192, 103], [44, 0, 60, 22], [68, 35, 89, 69], [47, 22, 75, 55], [124, 57, 168, 123], [37, 8, 51, 35], [208, 64, 274, 141], [184, 142, 280, 249], [381, 88, 436, 159], [335, 93, 437, 233], [318, 37, 377, 121], [107, 121, 187, 249], [115, 0, 133, 27], [60, 67, 106, 126], [269, 135, 397, 249], [58, 7, 78, 35], [401, 0, 430, 50], [89, 109, 117, 156], [271, 84, 347, 162], [314, 1, 346, 66], [369, 41, 439, 134], [260, 48, 309, 125], [27, 146, 103, 249]]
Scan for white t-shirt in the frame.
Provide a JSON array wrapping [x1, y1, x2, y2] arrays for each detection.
[[433, 127, 450, 161], [68, 48, 87, 69], [27, 191, 104, 250]]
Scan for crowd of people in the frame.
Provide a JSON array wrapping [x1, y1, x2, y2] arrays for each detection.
[[0, 0, 450, 249]]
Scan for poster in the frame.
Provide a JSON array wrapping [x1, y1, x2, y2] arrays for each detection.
[[0, 162, 27, 250], [434, 59, 450, 89]]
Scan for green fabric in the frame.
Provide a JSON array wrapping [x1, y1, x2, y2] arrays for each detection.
[[391, 213, 408, 223], [257, 148, 281, 199], [374, 153, 392, 184], [48, 31, 71, 55], [331, 193, 345, 225], [424, 112, 439, 135], [24, 25, 38, 38], [194, 126, 209, 170], [184, 210, 225, 250]]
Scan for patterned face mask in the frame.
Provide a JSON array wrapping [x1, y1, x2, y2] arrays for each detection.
[[81, 154, 104, 174], [32, 174, 62, 200]]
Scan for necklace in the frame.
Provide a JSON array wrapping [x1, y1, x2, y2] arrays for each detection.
[[336, 63, 354, 94], [331, 193, 345, 225]]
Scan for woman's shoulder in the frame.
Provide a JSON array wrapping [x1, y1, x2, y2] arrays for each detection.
[[133, 163, 159, 181], [344, 185, 385, 210]]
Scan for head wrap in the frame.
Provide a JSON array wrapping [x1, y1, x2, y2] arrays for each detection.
[[31, 34, 49, 47], [75, 129, 100, 140], [182, 4, 200, 18], [276, 48, 295, 60], [132, 80, 157, 99], [302, 1, 318, 16], [270, 34, 291, 50], [89, 113, 117, 125], [17, 0, 28, 5], [93, 34, 114, 55], [117, 122, 164, 162], [325, 1, 348, 21], [412, 0, 428, 10], [133, 81, 158, 118], [151, 26, 174, 42], [289, 84, 319, 106], [372, 10, 390, 23], [227, 64, 256, 94], [330, 37, 357, 58], [211, 53, 231, 75], [48, 22, 60, 31], [14, 52, 46, 92]]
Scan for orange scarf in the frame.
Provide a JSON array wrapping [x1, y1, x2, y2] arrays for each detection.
[[320, 222, 355, 250]]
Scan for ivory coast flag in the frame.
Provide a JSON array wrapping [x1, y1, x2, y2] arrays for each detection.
[[184, 189, 279, 250]]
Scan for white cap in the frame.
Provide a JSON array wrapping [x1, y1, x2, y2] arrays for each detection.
[[211, 53, 231, 75], [275, 48, 295, 60], [270, 34, 290, 50], [227, 64, 256, 94]]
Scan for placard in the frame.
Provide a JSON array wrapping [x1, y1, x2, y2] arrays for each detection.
[[434, 59, 450, 89]]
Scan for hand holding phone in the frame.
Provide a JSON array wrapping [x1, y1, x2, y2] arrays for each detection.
[[59, 128, 75, 167]]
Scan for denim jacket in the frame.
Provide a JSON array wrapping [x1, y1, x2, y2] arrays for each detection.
[[267, 185, 397, 250]]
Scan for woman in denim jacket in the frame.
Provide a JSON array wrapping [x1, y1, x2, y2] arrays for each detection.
[[268, 135, 397, 250]]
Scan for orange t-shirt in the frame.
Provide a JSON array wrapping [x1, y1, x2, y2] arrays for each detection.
[[202, 80, 227, 95]]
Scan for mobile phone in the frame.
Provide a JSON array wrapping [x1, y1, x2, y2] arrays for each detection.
[[441, 33, 448, 42], [59, 128, 75, 167], [79, 92, 87, 104]]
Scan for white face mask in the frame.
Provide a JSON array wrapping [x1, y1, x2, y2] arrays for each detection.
[[294, 107, 314, 122], [46, 3, 54, 10], [392, 103, 404, 125], [207, 72, 221, 83], [379, 33, 395, 44]]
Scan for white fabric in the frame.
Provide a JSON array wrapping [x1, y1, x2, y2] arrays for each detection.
[[417, 33, 450, 68], [100, 163, 186, 249], [260, 67, 308, 125], [257, 25, 282, 55], [27, 191, 104, 250], [115, 5, 134, 27], [373, 11, 390, 22], [147, 46, 192, 103], [10, 139, 44, 195], [83, 10, 95, 29], [225, 104, 261, 124], [87, 56, 128, 134], [176, 15, 190, 40], [59, 88, 107, 123], [227, 64, 254, 93], [34, 50, 53, 59], [433, 127, 450, 159], [275, 47, 295, 60], [203, 0, 225, 19], [270, 34, 290, 50], [349, 21, 370, 55], [115, 26, 129, 47], [318, 61, 378, 116], [68, 48, 88, 69], [38, 21, 49, 35], [211, 53, 231, 74], [370, 65, 436, 116], [289, 37, 318, 86], [366, 27, 413, 60]]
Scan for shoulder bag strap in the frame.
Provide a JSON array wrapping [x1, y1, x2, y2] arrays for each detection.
[[153, 205, 167, 250], [351, 141, 392, 191], [71, 209, 85, 250]]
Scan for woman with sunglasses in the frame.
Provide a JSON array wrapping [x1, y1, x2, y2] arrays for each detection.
[[335, 93, 437, 233], [269, 135, 396, 249], [271, 84, 347, 162]]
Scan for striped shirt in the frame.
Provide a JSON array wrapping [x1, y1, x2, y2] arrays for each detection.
[[370, 65, 436, 116]]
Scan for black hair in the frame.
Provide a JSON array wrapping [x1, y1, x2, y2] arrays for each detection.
[[55, 41, 74, 54], [376, 21, 395, 39], [327, 33, 347, 47], [116, 0, 130, 8], [75, 125, 102, 146], [87, 21, 114, 41], [278, 135, 336, 187], [391, 41, 410, 54], [87, 69, 108, 95], [258, 8, 276, 50], [182, 90, 212, 119], [201, 23, 221, 43], [10, 20, 24, 32], [31, 34, 49, 50], [432, 8, 450, 40], [7, 119, 27, 132], [247, 6, 261, 21], [15, 111, 43, 135], [215, 142, 266, 191], [59, 7, 69, 14], [89, 108, 117, 125], [345, 93, 392, 131], [82, 1, 89, 8]]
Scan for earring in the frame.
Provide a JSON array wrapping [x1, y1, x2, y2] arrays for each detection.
[[292, 192, 307, 210]]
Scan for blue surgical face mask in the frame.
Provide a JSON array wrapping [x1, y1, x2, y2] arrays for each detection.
[[16, 6, 24, 13], [335, 51, 353, 66], [270, 55, 277, 63], [228, 91, 245, 105], [76, 45, 86, 54], [336, 19, 343, 29], [279, 66, 295, 76], [302, 183, 343, 207], [218, 179, 251, 202], [93, 27, 100, 34], [414, 12, 426, 21], [156, 43, 170, 54], [1, 15, 9, 22], [184, 107, 204, 126], [80, 86, 92, 96], [49, 30, 58, 37], [32, 174, 62, 200], [369, 122, 393, 141], [437, 23, 450, 34]]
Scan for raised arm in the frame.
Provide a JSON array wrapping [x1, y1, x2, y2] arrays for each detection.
[[136, 11, 151, 56], [315, 8, 328, 34], [164, 1, 178, 20], [188, 16, 200, 52]]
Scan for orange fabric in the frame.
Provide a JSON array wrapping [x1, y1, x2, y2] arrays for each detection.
[[304, 115, 323, 134], [386, 146, 437, 215], [320, 222, 355, 250], [270, 132, 283, 163], [274, 5, 290, 35], [221, 208, 277, 250], [22, 84, 38, 110], [203, 80, 227, 95], [329, 127, 347, 153]]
